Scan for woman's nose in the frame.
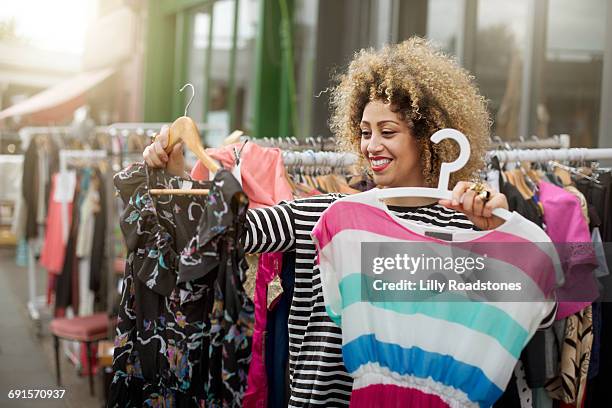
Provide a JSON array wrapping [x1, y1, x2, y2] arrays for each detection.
[[367, 134, 384, 154]]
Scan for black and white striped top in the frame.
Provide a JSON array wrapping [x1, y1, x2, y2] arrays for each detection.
[[243, 193, 477, 407]]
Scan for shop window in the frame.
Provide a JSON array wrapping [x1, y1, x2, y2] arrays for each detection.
[[186, 0, 258, 146], [473, 0, 529, 139], [542, 0, 606, 147], [426, 0, 461, 56]]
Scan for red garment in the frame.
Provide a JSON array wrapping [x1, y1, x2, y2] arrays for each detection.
[[243, 252, 283, 408], [40, 174, 72, 274], [190, 143, 293, 208]]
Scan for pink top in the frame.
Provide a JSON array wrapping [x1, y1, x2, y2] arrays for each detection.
[[191, 143, 293, 208], [538, 181, 599, 319]]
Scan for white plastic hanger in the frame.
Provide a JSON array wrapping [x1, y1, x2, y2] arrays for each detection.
[[376, 128, 512, 221]]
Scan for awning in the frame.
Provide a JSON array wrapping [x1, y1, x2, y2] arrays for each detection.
[[0, 67, 115, 122]]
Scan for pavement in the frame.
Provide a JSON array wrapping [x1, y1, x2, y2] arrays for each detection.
[[0, 247, 103, 408]]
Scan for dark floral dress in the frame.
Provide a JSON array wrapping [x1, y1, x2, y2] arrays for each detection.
[[109, 163, 254, 407]]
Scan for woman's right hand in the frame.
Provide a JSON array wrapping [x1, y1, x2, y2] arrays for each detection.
[[143, 125, 186, 177]]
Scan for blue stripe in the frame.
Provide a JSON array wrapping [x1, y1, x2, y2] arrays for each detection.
[[343, 334, 503, 407], [339, 273, 528, 358]]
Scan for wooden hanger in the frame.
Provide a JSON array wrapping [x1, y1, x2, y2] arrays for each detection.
[[150, 83, 218, 196], [222, 130, 245, 146]]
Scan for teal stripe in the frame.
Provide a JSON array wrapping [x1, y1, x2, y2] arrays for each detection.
[[338, 273, 528, 358], [325, 305, 342, 326]]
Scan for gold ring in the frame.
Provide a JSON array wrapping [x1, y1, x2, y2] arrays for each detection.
[[478, 190, 492, 202], [468, 182, 487, 194], [469, 182, 492, 202]]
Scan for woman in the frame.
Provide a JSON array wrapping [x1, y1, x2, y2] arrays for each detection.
[[144, 37, 509, 407]]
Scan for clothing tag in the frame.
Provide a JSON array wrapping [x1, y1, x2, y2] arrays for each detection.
[[424, 231, 453, 241], [181, 180, 193, 190], [54, 171, 76, 203], [232, 162, 243, 187]]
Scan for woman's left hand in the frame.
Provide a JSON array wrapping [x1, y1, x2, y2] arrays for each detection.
[[439, 181, 509, 230]]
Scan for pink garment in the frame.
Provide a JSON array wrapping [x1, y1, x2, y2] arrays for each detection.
[[539, 181, 599, 319], [191, 143, 293, 208], [243, 252, 283, 408], [350, 384, 449, 408], [40, 174, 72, 274]]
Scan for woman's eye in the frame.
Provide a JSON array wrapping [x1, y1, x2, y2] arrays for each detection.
[[382, 131, 396, 137], [360, 130, 371, 138]]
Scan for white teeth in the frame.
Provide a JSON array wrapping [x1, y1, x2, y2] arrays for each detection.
[[371, 159, 391, 166]]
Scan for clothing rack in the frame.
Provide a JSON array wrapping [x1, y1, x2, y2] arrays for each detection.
[[282, 150, 358, 167], [59, 150, 107, 241], [490, 134, 571, 150], [0, 154, 24, 163], [488, 147, 612, 163], [19, 126, 109, 147], [107, 122, 224, 138], [251, 135, 337, 151], [25, 149, 108, 326]]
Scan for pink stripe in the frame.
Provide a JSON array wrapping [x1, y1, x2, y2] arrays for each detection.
[[312, 201, 556, 294], [350, 384, 450, 408]]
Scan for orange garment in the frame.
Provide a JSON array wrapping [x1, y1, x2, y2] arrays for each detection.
[[191, 143, 293, 208]]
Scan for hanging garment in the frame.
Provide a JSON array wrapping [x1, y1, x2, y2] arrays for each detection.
[[75, 179, 98, 315], [545, 306, 593, 406], [90, 168, 107, 295], [54, 173, 82, 314], [581, 173, 612, 407], [265, 251, 296, 408], [501, 181, 543, 228], [22, 141, 40, 240], [242, 195, 476, 407], [76, 178, 97, 258], [576, 172, 612, 242], [312, 189, 560, 408], [191, 142, 293, 208], [243, 252, 283, 408], [21, 137, 59, 240], [589, 302, 601, 380], [109, 163, 253, 407], [538, 181, 599, 319], [39, 174, 73, 274], [502, 178, 557, 396]]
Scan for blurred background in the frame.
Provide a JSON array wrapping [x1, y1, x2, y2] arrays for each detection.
[[0, 0, 610, 407]]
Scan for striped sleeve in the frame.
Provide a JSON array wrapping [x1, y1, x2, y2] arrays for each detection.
[[243, 202, 296, 253], [243, 194, 345, 255]]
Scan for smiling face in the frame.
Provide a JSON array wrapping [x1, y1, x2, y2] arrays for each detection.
[[359, 100, 425, 188]]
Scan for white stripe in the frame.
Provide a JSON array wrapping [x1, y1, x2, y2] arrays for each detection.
[[293, 350, 343, 358], [343, 301, 516, 389], [249, 210, 269, 253], [258, 208, 277, 250], [290, 386, 353, 396], [268, 206, 288, 250], [294, 369, 351, 376]]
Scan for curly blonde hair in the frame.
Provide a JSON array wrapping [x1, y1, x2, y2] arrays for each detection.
[[329, 37, 491, 187]]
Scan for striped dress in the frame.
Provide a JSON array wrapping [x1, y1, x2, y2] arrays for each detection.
[[243, 193, 477, 407], [311, 189, 560, 407]]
